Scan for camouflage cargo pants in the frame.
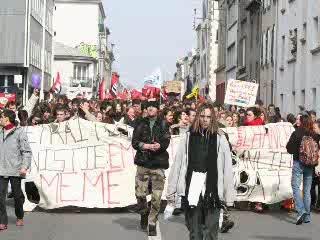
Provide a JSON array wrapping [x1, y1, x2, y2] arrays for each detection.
[[135, 166, 165, 225]]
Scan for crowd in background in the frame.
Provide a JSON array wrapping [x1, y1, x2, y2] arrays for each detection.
[[1, 89, 320, 220]]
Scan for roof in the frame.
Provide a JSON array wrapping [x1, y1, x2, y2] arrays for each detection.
[[55, 0, 106, 18], [54, 42, 96, 61]]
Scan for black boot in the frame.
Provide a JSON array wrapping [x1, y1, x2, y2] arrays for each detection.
[[148, 224, 157, 236], [220, 220, 235, 233], [140, 213, 148, 231]]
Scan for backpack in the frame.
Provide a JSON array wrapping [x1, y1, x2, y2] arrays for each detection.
[[299, 136, 319, 166]]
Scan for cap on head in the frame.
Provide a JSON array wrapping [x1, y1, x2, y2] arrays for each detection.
[[146, 100, 160, 109]]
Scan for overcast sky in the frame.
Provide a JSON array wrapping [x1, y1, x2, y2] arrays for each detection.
[[103, 0, 199, 88]]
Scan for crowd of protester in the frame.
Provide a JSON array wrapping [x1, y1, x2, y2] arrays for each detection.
[[1, 89, 320, 228]]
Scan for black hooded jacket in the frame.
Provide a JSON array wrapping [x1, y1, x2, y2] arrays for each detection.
[[132, 117, 171, 169]]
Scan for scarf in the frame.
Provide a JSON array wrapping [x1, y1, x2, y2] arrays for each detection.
[[4, 123, 15, 130], [188, 130, 218, 198]]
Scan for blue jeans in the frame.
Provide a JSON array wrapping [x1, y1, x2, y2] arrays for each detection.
[[291, 160, 313, 222]]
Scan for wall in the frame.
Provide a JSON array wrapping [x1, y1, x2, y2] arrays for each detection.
[[54, 3, 99, 47], [226, 0, 238, 81], [208, 0, 219, 101], [0, 0, 27, 65], [276, 0, 320, 115], [53, 58, 96, 95], [260, 0, 278, 105]]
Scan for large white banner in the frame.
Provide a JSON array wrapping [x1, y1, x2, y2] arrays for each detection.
[[23, 119, 294, 209], [223, 123, 295, 203]]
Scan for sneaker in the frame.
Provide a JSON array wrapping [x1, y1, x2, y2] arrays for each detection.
[[304, 214, 311, 223], [140, 213, 148, 231], [0, 224, 8, 231], [220, 220, 235, 233], [148, 224, 157, 236], [296, 213, 307, 225], [16, 219, 24, 227]]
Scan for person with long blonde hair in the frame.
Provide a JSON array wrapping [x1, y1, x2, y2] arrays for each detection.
[[165, 103, 235, 240]]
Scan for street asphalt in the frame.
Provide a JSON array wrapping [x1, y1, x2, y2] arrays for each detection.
[[1, 200, 319, 240]]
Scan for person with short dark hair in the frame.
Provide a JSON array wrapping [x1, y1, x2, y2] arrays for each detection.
[[55, 106, 67, 123], [170, 109, 190, 135], [0, 109, 32, 230], [18, 110, 28, 127], [244, 107, 264, 126], [287, 113, 296, 126], [5, 101, 17, 112], [132, 100, 171, 236], [255, 99, 264, 108]]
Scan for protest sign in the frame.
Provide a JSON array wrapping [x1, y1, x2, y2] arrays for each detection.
[[165, 80, 182, 94], [23, 119, 294, 210], [224, 79, 259, 107]]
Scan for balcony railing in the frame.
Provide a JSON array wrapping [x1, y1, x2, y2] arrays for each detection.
[[70, 77, 93, 88]]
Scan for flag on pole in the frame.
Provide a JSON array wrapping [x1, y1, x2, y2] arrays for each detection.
[[51, 72, 62, 94], [186, 85, 199, 99], [143, 68, 162, 88], [98, 79, 106, 100], [110, 72, 119, 97]]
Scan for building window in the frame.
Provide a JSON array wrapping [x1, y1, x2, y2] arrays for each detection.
[[312, 16, 320, 48], [239, 37, 246, 67], [201, 54, 207, 81], [202, 0, 208, 20], [292, 91, 296, 112], [266, 28, 270, 64], [216, 29, 219, 43], [228, 2, 236, 26], [271, 25, 275, 63], [281, 0, 286, 13], [227, 43, 236, 68], [202, 28, 207, 50], [312, 88, 317, 110], [267, 0, 271, 8], [288, 29, 297, 58], [73, 64, 89, 86], [301, 90, 305, 107], [281, 36, 285, 67], [261, 32, 266, 66], [280, 94, 284, 112], [301, 23, 307, 44], [31, 0, 44, 24], [250, 20, 254, 49]]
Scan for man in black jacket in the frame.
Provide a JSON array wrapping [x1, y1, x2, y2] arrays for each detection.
[[132, 100, 170, 236]]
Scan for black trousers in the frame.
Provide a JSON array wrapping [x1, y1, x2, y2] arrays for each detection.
[[311, 174, 320, 207], [185, 201, 220, 240], [0, 176, 25, 225]]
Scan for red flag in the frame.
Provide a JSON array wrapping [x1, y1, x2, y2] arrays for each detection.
[[105, 91, 114, 100], [142, 86, 161, 99], [131, 89, 142, 100], [117, 92, 127, 100], [51, 72, 62, 94], [98, 79, 106, 100], [110, 72, 120, 97]]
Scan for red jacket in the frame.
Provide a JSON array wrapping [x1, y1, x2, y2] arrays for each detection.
[[244, 118, 265, 126]]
